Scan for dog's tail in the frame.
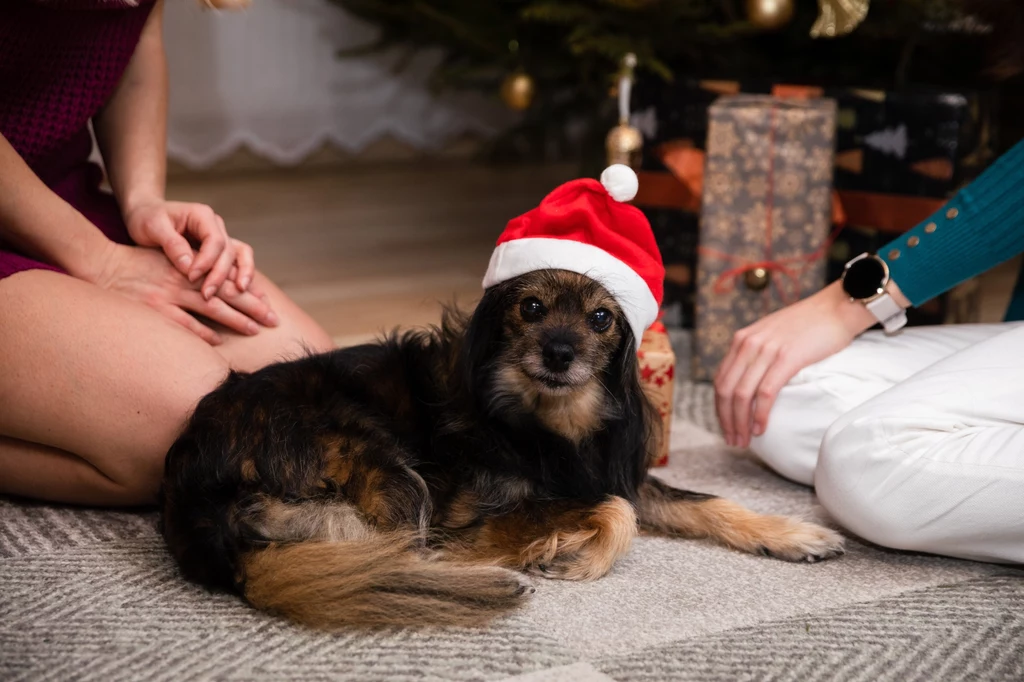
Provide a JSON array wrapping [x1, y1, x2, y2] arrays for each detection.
[[241, 534, 532, 629]]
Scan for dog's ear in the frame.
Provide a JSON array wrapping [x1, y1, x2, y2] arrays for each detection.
[[602, 321, 659, 491], [607, 317, 644, 396], [460, 281, 514, 394]]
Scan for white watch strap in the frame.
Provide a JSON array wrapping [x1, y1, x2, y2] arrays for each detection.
[[865, 293, 907, 333]]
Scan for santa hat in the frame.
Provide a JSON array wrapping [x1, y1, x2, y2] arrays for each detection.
[[482, 164, 664, 342]]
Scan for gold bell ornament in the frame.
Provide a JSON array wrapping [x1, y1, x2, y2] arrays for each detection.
[[744, 267, 771, 291], [500, 71, 536, 111], [810, 0, 870, 38], [605, 53, 643, 168], [746, 0, 795, 31]]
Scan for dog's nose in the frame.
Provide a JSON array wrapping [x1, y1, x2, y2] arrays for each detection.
[[542, 342, 575, 372]]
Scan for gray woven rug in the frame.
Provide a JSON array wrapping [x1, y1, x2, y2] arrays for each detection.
[[2, 331, 1022, 681]]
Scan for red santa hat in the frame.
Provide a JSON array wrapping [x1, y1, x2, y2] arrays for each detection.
[[482, 164, 664, 343]]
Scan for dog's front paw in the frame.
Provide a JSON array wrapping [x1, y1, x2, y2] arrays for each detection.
[[523, 497, 638, 581], [526, 554, 592, 581], [757, 520, 846, 563]]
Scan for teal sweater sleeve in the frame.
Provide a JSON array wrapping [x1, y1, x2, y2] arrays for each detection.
[[880, 138, 1024, 307]]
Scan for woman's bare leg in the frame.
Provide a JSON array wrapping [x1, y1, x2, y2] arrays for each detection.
[[0, 269, 332, 506], [0, 437, 152, 506]]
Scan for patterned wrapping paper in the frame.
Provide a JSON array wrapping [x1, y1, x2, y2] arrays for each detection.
[[693, 95, 837, 381], [643, 206, 700, 328], [638, 321, 674, 467], [827, 88, 989, 198], [631, 78, 994, 195]]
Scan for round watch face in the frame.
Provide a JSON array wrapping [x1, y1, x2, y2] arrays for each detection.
[[843, 256, 887, 300]]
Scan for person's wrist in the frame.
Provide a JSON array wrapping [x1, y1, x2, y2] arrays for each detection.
[[64, 228, 119, 284], [821, 280, 877, 337], [886, 277, 911, 309], [121, 191, 164, 223]]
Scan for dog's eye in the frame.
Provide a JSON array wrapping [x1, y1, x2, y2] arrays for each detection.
[[588, 309, 613, 332], [520, 297, 547, 322]]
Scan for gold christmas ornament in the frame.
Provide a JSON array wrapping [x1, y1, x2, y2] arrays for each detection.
[[607, 124, 643, 169], [744, 267, 771, 291], [500, 72, 535, 111], [746, 0, 795, 30], [811, 0, 870, 38], [606, 53, 643, 168]]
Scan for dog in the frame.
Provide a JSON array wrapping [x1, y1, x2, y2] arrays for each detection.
[[160, 269, 845, 630]]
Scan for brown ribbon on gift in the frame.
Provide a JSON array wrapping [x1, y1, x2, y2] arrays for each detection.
[[698, 225, 844, 305]]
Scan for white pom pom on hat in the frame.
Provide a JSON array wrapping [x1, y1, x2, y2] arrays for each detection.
[[481, 164, 665, 343], [599, 164, 639, 202]]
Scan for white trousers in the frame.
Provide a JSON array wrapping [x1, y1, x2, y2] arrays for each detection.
[[750, 323, 1024, 564]]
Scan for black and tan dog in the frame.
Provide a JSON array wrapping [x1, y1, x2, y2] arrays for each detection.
[[160, 269, 845, 630]]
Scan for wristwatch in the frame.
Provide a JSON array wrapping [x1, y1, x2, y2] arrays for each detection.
[[841, 253, 908, 334]]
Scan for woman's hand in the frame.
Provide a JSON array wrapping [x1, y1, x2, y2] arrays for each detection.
[[93, 243, 277, 345], [123, 199, 255, 300], [714, 281, 877, 448]]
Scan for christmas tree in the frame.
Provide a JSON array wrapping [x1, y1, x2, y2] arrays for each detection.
[[328, 0, 1022, 172]]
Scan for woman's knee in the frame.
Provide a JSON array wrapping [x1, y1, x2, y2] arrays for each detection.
[[748, 374, 851, 487], [104, 354, 229, 503], [815, 414, 920, 551]]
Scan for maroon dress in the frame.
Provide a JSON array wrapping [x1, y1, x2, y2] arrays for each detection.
[[0, 0, 156, 280]]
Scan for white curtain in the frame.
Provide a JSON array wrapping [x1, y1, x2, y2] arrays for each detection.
[[163, 0, 512, 168]]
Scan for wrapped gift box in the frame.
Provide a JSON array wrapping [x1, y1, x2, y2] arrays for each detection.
[[646, 207, 700, 328], [826, 87, 993, 198], [630, 78, 740, 326], [631, 80, 998, 350], [632, 78, 995, 200], [632, 77, 763, 170], [693, 94, 837, 381], [822, 87, 995, 326], [638, 321, 674, 468]]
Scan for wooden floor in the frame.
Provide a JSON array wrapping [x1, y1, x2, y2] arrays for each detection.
[[168, 161, 1018, 346], [167, 163, 576, 346]]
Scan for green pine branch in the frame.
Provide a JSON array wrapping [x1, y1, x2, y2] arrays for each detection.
[[323, 0, 999, 168]]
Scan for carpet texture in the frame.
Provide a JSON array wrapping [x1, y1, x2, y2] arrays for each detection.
[[2, 331, 1022, 681]]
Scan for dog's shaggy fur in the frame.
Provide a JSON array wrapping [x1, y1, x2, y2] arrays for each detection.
[[160, 270, 844, 629]]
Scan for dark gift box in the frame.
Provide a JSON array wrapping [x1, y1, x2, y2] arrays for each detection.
[[631, 78, 737, 167], [631, 78, 738, 326], [643, 206, 699, 328], [632, 78, 994, 198], [630, 79, 997, 338], [827, 88, 994, 198]]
